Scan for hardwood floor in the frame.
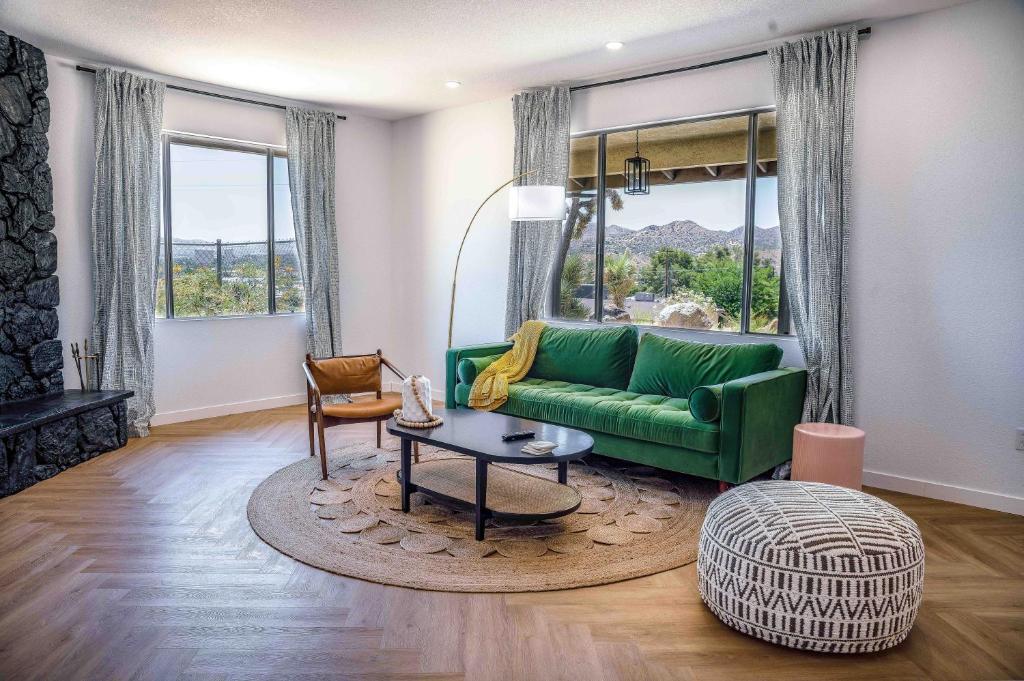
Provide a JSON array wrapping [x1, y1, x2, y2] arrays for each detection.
[[0, 405, 1021, 680]]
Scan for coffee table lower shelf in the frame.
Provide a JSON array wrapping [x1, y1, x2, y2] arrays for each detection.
[[398, 458, 583, 540]]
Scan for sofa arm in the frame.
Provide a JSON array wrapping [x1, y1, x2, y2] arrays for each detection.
[[718, 367, 807, 484], [445, 342, 513, 408]]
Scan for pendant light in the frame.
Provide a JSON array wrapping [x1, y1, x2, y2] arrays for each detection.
[[624, 129, 650, 195]]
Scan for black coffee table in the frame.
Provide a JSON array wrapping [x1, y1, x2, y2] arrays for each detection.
[[386, 409, 594, 540]]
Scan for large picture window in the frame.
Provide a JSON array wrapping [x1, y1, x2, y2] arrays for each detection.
[[550, 109, 790, 335], [157, 135, 303, 319]]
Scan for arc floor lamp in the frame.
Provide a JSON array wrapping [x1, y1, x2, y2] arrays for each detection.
[[447, 171, 566, 348]]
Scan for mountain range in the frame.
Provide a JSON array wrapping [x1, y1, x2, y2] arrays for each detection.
[[570, 220, 781, 261]]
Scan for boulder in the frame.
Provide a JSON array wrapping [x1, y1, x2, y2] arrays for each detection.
[[8, 374, 40, 401], [113, 402, 129, 445], [31, 97, 50, 134], [11, 196, 36, 238], [33, 464, 59, 481], [30, 163, 51, 211], [33, 230, 57, 275], [41, 371, 63, 395], [602, 306, 631, 323], [25, 275, 59, 309], [8, 430, 36, 493], [2, 302, 57, 349], [0, 240, 33, 288], [14, 129, 47, 171], [0, 353, 25, 396], [36, 416, 78, 466], [0, 74, 31, 124], [79, 408, 118, 454], [0, 116, 15, 158], [0, 161, 28, 194], [16, 41, 47, 92], [33, 212, 54, 231], [28, 338, 62, 376], [655, 301, 719, 330]]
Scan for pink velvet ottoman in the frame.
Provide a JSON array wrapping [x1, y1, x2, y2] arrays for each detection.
[[791, 423, 865, 490]]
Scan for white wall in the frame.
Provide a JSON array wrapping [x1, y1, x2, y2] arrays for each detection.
[[850, 0, 1023, 512], [46, 56, 394, 424], [387, 0, 1023, 512], [47, 58, 94, 398], [389, 97, 514, 387]]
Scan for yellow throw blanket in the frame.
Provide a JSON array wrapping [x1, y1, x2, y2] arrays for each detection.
[[468, 320, 546, 412]]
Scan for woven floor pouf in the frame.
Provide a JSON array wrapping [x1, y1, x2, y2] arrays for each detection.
[[698, 481, 924, 653]]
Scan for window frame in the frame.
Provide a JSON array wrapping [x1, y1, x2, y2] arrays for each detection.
[[555, 105, 789, 338], [159, 132, 294, 319]]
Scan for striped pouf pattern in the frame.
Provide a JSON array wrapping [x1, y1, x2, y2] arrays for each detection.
[[697, 481, 924, 653]]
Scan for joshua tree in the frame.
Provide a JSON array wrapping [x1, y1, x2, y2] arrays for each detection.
[[549, 188, 623, 313], [603, 249, 637, 309], [558, 253, 589, 319]]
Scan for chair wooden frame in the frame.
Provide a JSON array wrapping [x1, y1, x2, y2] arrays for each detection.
[[303, 349, 418, 480]]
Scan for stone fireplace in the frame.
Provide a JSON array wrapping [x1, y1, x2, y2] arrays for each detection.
[[1, 30, 130, 498]]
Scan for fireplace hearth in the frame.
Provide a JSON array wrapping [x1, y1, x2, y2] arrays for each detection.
[[1, 389, 132, 497], [1, 31, 132, 498]]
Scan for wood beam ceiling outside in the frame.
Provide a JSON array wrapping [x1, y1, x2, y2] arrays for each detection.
[[569, 128, 777, 180]]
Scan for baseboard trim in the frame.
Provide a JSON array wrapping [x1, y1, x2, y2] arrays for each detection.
[[864, 469, 1024, 516], [149, 392, 1023, 515], [151, 393, 306, 426]]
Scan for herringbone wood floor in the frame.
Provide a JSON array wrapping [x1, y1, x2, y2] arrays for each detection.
[[0, 405, 1021, 681]]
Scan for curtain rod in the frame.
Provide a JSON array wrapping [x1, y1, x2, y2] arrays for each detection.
[[570, 26, 870, 92], [74, 65, 347, 120]]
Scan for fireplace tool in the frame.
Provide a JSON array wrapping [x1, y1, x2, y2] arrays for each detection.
[[70, 340, 100, 391]]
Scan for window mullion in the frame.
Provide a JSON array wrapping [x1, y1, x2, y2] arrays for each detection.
[[266, 148, 276, 314], [740, 113, 758, 334], [594, 134, 607, 323], [161, 134, 175, 319]]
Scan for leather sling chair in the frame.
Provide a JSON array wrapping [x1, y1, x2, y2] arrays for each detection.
[[303, 350, 419, 480]]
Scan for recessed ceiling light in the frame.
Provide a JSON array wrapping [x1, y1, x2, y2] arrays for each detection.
[[445, 80, 462, 89], [605, 41, 624, 51]]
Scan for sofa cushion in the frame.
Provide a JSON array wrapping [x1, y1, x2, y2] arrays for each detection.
[[527, 325, 639, 390], [627, 334, 783, 399], [500, 378, 719, 454], [457, 354, 502, 385], [688, 383, 723, 423]]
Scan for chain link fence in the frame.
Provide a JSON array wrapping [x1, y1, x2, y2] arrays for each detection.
[[159, 239, 304, 317]]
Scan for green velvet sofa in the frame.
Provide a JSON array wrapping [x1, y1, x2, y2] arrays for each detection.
[[444, 325, 806, 485]]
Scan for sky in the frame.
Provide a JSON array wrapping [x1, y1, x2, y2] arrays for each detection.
[[168, 143, 778, 243], [610, 176, 779, 231], [169, 143, 293, 243]]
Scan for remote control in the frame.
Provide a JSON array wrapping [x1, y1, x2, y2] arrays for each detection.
[[501, 430, 535, 441]]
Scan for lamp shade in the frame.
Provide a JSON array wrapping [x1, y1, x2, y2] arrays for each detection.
[[508, 185, 565, 221]]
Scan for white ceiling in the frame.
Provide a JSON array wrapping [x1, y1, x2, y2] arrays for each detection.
[[1, 0, 967, 120]]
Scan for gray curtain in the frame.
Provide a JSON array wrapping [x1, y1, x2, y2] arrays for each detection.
[[769, 28, 858, 424], [285, 107, 343, 359], [90, 68, 165, 437], [504, 86, 570, 336]]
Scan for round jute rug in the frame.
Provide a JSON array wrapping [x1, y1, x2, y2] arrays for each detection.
[[247, 442, 716, 592]]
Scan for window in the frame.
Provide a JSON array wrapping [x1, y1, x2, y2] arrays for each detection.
[[156, 135, 304, 319], [550, 110, 789, 335]]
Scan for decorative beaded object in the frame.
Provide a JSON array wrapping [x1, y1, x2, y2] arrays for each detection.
[[394, 375, 444, 429]]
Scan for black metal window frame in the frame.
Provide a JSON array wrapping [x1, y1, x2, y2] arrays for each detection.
[[559, 106, 790, 337], [160, 133, 292, 319]]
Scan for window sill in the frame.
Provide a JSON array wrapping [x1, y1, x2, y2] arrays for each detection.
[[156, 312, 305, 323], [543, 317, 799, 343]]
